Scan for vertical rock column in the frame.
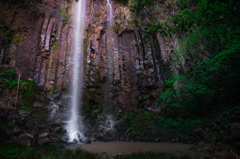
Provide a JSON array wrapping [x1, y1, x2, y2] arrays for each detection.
[[33, 1, 73, 94]]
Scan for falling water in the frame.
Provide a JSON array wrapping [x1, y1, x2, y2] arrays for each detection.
[[103, 0, 116, 131], [105, 0, 114, 87], [107, 0, 113, 24], [66, 0, 86, 143]]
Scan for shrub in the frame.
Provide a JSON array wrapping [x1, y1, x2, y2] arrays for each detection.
[[114, 0, 129, 6], [160, 0, 240, 116], [0, 67, 17, 88], [123, 109, 206, 139]]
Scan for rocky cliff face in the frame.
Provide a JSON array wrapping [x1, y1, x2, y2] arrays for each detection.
[[0, 0, 180, 111], [82, 0, 180, 113], [0, 0, 74, 96], [0, 0, 198, 144]]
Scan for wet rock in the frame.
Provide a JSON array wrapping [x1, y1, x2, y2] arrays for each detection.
[[18, 110, 32, 117], [222, 135, 232, 143], [147, 107, 161, 113], [149, 68, 155, 73], [136, 70, 141, 75], [14, 116, 25, 126], [194, 128, 204, 137], [33, 102, 45, 108], [100, 152, 110, 159], [17, 133, 36, 146], [53, 126, 63, 133], [90, 137, 97, 142], [39, 132, 48, 138], [12, 125, 22, 134], [230, 123, 240, 138], [38, 138, 50, 146], [213, 124, 221, 131], [59, 134, 68, 142], [5, 128, 14, 138], [52, 93, 61, 99], [83, 138, 91, 144], [211, 151, 239, 159], [49, 81, 54, 85]]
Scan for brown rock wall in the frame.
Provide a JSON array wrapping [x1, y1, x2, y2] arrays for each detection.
[[0, 0, 180, 111], [0, 0, 73, 94], [83, 0, 170, 111]]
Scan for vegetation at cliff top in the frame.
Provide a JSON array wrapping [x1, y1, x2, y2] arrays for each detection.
[[114, 0, 129, 6], [113, 0, 240, 145], [7, 0, 40, 8], [158, 0, 240, 117], [129, 0, 156, 13], [119, 0, 240, 118]]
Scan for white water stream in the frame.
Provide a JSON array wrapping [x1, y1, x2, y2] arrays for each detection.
[[66, 0, 86, 143], [107, 0, 113, 24], [103, 0, 116, 131]]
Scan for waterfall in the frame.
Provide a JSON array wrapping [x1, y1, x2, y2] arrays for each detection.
[[106, 0, 114, 86], [107, 0, 113, 24], [66, 0, 86, 143], [103, 0, 116, 131]]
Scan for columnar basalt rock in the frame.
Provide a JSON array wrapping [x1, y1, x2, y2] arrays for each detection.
[[0, 0, 73, 95], [83, 0, 170, 111], [0, 0, 179, 111]]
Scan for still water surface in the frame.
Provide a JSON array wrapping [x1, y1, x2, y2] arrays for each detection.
[[68, 142, 203, 156]]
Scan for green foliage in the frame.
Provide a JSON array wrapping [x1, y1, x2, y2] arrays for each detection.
[[114, 17, 122, 33], [30, 108, 48, 123], [0, 128, 7, 138], [94, 12, 102, 18], [144, 22, 170, 36], [123, 109, 206, 140], [129, 7, 135, 11], [114, 0, 129, 6], [21, 80, 37, 92], [145, 22, 163, 34], [17, 105, 32, 110], [84, 85, 105, 121], [160, 0, 240, 116], [58, 6, 67, 18], [12, 33, 25, 44], [130, 0, 155, 13], [17, 79, 37, 110], [176, 0, 200, 9], [0, 67, 37, 109], [7, 0, 40, 9], [0, 18, 26, 47], [57, 4, 71, 22], [0, 22, 14, 47], [0, 67, 17, 88], [0, 142, 98, 159]]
